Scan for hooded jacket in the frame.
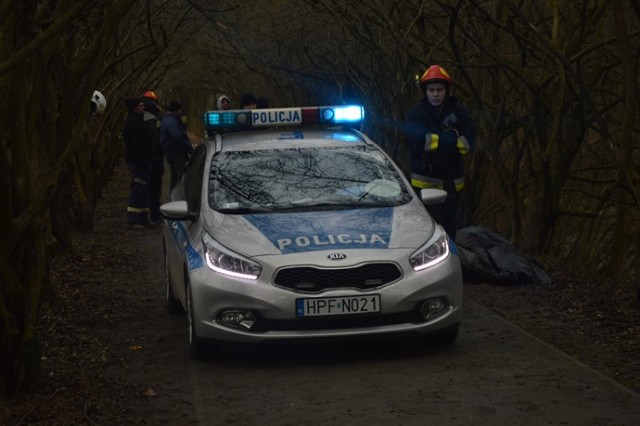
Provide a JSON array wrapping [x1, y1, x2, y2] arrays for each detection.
[[217, 95, 230, 110]]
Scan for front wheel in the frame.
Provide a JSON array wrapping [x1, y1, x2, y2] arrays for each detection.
[[186, 280, 208, 360], [164, 245, 182, 314]]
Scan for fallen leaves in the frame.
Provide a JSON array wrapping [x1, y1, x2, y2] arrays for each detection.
[[142, 386, 157, 397]]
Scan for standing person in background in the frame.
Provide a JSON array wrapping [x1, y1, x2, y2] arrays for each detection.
[[403, 65, 475, 239], [256, 96, 269, 109], [161, 100, 194, 191], [239, 93, 257, 109], [217, 94, 231, 110], [122, 98, 157, 229], [141, 90, 164, 225]]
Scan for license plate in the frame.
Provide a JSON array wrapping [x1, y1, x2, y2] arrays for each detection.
[[296, 294, 381, 317]]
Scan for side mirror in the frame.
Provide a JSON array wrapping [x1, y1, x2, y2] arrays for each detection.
[[420, 188, 448, 205], [160, 201, 197, 222]]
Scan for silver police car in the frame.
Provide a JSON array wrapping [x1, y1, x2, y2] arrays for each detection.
[[161, 105, 462, 359]]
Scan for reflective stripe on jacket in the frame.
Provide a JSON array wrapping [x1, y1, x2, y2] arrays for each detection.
[[411, 174, 465, 192]]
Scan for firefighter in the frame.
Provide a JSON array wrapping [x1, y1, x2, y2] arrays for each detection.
[[122, 98, 156, 229], [141, 90, 164, 225], [403, 65, 475, 239]]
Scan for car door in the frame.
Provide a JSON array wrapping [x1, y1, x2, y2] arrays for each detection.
[[165, 144, 207, 305]]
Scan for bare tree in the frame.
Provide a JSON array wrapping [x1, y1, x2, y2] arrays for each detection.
[[0, 0, 209, 396]]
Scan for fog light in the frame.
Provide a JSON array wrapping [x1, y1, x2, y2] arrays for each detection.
[[420, 298, 449, 320], [218, 310, 256, 330]]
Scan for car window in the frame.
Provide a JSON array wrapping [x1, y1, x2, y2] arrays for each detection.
[[208, 145, 411, 213], [183, 144, 207, 212]]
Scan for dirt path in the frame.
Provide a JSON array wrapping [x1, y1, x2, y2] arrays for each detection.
[[2, 159, 640, 425]]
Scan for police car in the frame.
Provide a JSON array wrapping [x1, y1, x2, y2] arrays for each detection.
[[160, 105, 463, 359]]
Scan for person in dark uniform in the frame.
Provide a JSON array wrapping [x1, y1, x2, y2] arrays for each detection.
[[122, 98, 157, 229], [141, 90, 164, 225], [403, 65, 475, 239]]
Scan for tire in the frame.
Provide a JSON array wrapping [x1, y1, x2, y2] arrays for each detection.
[[424, 324, 460, 345], [186, 279, 208, 360], [164, 244, 182, 314]]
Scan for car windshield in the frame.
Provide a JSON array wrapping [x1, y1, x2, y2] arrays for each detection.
[[208, 145, 411, 213]]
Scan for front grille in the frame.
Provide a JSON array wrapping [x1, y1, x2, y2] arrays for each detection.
[[273, 263, 402, 293]]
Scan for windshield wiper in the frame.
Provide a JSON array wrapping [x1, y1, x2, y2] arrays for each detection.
[[216, 206, 274, 214], [271, 200, 380, 212]]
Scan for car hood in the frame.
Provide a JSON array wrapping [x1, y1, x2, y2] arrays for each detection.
[[202, 201, 435, 257]]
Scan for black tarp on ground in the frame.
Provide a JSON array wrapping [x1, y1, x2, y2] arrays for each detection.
[[455, 226, 552, 285]]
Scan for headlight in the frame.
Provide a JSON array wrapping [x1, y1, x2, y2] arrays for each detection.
[[203, 233, 261, 279], [409, 234, 449, 271]]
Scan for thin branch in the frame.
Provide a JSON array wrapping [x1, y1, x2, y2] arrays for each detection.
[[0, 1, 93, 77]]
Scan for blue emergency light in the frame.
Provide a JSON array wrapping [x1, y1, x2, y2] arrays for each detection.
[[204, 105, 364, 133]]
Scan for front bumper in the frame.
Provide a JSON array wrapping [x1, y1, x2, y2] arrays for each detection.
[[188, 249, 463, 344]]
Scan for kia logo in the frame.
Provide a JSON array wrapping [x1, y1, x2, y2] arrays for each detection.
[[327, 253, 347, 260]]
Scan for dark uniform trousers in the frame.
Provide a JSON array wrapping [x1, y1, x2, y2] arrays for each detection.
[[126, 161, 152, 225]]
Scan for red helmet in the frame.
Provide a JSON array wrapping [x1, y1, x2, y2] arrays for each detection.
[[420, 65, 453, 87], [142, 90, 159, 102]]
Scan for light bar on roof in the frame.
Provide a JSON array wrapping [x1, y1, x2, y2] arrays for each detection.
[[204, 105, 364, 133]]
